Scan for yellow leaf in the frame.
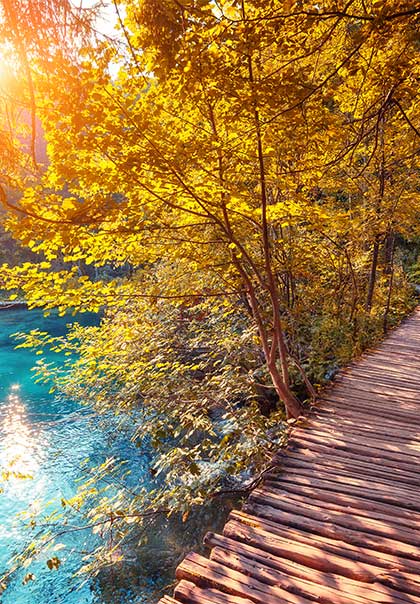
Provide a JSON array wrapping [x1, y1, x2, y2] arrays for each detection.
[[62, 198, 77, 211]]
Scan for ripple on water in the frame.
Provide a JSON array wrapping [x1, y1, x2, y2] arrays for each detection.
[[0, 309, 145, 604], [0, 309, 222, 604]]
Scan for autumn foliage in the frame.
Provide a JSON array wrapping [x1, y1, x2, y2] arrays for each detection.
[[0, 0, 420, 582]]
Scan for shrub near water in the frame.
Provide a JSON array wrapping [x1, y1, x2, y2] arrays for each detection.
[[14, 258, 415, 583]]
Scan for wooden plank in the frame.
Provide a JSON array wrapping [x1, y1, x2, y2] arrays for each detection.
[[210, 546, 417, 604], [210, 547, 382, 604], [160, 597, 183, 604], [270, 463, 420, 500], [289, 432, 420, 472], [291, 427, 420, 457], [286, 439, 420, 479], [321, 394, 420, 420], [375, 342, 420, 355], [228, 511, 420, 573], [260, 480, 420, 527], [329, 381, 420, 403], [224, 516, 420, 576], [326, 377, 420, 398], [242, 501, 420, 558], [312, 406, 418, 432], [351, 353, 420, 367], [278, 449, 420, 487], [303, 415, 420, 443], [293, 424, 420, 452], [248, 488, 420, 544], [335, 363, 420, 379], [342, 369, 420, 388], [266, 472, 420, 512], [317, 401, 419, 427], [349, 364, 420, 379], [176, 553, 314, 604], [313, 405, 419, 432], [175, 580, 255, 604], [278, 454, 420, 492], [205, 533, 420, 601]]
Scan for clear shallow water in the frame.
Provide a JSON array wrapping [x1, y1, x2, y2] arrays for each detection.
[[0, 309, 150, 604], [0, 309, 234, 604]]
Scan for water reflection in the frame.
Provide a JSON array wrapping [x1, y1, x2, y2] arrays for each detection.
[[1, 385, 45, 487], [0, 310, 112, 604], [0, 310, 210, 604]]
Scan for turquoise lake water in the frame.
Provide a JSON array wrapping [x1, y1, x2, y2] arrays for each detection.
[[0, 309, 152, 604]]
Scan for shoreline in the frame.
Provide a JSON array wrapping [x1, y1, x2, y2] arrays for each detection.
[[0, 301, 27, 311]]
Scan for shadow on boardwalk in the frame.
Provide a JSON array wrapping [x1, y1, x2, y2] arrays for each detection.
[[159, 309, 420, 604]]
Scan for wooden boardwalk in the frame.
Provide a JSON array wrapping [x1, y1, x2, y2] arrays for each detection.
[[160, 310, 420, 604]]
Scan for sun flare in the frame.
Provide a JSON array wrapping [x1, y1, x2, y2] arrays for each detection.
[[0, 45, 23, 96], [0, 389, 41, 484]]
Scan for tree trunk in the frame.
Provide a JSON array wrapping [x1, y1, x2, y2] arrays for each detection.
[[242, 278, 303, 420], [365, 237, 380, 312], [277, 323, 290, 388], [383, 232, 395, 274], [268, 360, 303, 419], [383, 233, 395, 333], [239, 0, 303, 421]]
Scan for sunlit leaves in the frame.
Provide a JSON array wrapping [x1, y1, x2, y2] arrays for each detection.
[[0, 0, 419, 587]]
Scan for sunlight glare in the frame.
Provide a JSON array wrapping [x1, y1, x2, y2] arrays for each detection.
[[0, 387, 43, 489], [0, 50, 21, 97]]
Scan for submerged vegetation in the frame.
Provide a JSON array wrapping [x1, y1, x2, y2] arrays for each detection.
[[0, 0, 420, 593]]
